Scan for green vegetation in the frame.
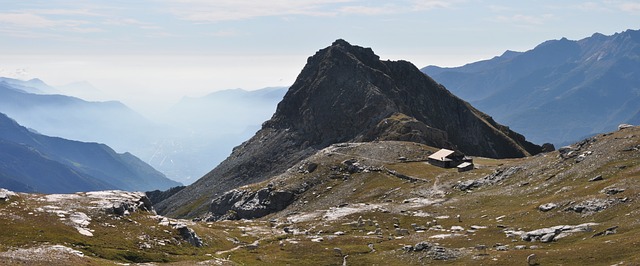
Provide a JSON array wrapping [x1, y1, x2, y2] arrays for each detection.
[[2, 129, 640, 265]]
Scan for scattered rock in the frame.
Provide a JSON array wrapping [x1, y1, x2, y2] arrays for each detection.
[[395, 228, 409, 236], [527, 253, 538, 265], [589, 175, 604, 182], [450, 226, 465, 231], [454, 167, 521, 191], [592, 226, 619, 237], [404, 241, 459, 260], [566, 198, 618, 214], [521, 223, 598, 242], [558, 146, 574, 158], [333, 247, 342, 256], [538, 203, 557, 212], [618, 124, 634, 130], [413, 241, 433, 252], [601, 186, 625, 195], [69, 212, 93, 237], [0, 188, 17, 201]]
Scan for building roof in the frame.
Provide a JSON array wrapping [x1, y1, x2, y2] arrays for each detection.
[[428, 149, 456, 161], [457, 162, 473, 168]]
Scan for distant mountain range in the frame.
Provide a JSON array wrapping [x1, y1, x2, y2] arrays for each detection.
[[0, 78, 160, 157], [0, 112, 181, 193], [422, 29, 640, 145], [0, 78, 284, 184], [155, 39, 542, 218]]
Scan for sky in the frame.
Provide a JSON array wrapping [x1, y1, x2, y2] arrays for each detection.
[[1, 0, 639, 116]]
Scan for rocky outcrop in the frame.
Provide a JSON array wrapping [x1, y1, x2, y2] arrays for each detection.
[[175, 224, 203, 247], [403, 241, 460, 260], [0, 188, 17, 201], [206, 187, 295, 221], [519, 223, 598, 243], [454, 166, 522, 191], [156, 39, 543, 218]]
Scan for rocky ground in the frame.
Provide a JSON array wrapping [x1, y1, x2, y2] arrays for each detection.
[[2, 127, 640, 265]]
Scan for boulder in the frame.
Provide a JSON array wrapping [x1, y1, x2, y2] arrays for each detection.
[[527, 254, 538, 266], [538, 203, 557, 212], [174, 223, 203, 247], [413, 241, 433, 252], [600, 186, 625, 195], [521, 223, 598, 242], [541, 143, 555, 152], [589, 175, 603, 182]]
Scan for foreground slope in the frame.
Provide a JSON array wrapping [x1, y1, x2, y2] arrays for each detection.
[[423, 29, 640, 145], [2, 126, 639, 265], [156, 39, 542, 218], [0, 112, 181, 192]]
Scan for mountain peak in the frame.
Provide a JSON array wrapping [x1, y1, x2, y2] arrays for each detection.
[[331, 38, 351, 47], [156, 40, 543, 218]]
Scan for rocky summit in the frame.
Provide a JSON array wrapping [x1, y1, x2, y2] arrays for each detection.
[[155, 39, 543, 218]]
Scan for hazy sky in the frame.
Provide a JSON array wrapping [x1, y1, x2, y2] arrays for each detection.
[[1, 0, 638, 116]]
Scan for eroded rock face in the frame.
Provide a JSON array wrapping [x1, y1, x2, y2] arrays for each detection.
[[207, 187, 294, 221]]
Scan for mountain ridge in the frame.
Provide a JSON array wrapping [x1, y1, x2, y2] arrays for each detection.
[[422, 29, 640, 145], [0, 112, 181, 192], [155, 39, 543, 218]]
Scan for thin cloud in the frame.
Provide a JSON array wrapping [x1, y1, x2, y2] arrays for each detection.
[[167, 0, 456, 22], [618, 2, 640, 12], [0, 13, 57, 28], [494, 14, 555, 26], [168, 0, 353, 22], [410, 0, 453, 11]]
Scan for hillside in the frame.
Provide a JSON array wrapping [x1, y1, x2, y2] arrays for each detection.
[[422, 29, 640, 145], [0, 112, 181, 192], [155, 39, 543, 218], [1, 126, 639, 265]]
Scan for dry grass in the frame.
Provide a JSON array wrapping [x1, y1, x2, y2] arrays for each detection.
[[3, 129, 640, 264]]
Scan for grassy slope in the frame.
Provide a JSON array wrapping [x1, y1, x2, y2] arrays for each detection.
[[1, 128, 640, 265]]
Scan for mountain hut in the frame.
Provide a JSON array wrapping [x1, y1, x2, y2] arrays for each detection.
[[428, 148, 470, 168]]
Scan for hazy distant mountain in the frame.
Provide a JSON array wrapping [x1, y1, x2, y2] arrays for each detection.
[[148, 87, 286, 183], [156, 39, 542, 217], [165, 87, 286, 136], [422, 29, 640, 145], [0, 77, 58, 95], [0, 112, 181, 193], [56, 80, 106, 101], [0, 81, 160, 154], [0, 78, 285, 184]]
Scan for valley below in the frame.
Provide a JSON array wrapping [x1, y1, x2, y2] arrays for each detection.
[[2, 126, 639, 265]]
